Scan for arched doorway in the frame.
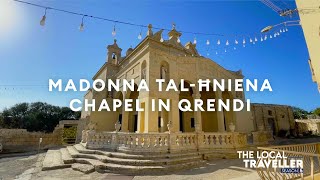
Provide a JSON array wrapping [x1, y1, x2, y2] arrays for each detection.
[[114, 91, 124, 131], [127, 84, 139, 132], [222, 91, 234, 131], [179, 81, 195, 132], [201, 86, 218, 132]]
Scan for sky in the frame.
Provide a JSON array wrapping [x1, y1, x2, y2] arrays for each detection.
[[0, 0, 319, 111]]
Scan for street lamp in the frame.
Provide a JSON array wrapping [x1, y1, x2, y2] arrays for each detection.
[[261, 20, 300, 33]]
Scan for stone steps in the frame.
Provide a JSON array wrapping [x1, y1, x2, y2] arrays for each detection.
[[200, 149, 239, 160], [41, 144, 207, 174], [111, 150, 201, 160], [71, 144, 203, 166], [103, 160, 207, 175], [74, 144, 111, 156], [42, 149, 71, 171], [104, 154, 202, 166], [60, 148, 74, 164]]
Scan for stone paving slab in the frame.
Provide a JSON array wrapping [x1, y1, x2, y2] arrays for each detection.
[[42, 149, 71, 171], [72, 163, 95, 174]]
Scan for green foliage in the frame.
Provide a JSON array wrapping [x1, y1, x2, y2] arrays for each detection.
[[0, 102, 80, 132], [313, 108, 320, 116], [292, 106, 311, 119]]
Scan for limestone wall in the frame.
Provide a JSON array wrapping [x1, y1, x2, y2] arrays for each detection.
[[296, 119, 320, 135], [251, 103, 294, 135], [0, 128, 63, 153]]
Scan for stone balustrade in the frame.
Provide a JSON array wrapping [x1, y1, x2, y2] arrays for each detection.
[[82, 130, 248, 153]]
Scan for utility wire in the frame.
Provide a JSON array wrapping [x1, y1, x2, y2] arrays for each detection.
[[261, 0, 282, 13], [12, 0, 228, 37]]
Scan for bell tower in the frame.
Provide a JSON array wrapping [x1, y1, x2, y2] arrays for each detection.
[[107, 39, 122, 65]]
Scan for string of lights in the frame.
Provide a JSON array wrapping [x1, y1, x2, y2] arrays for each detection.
[[1, 0, 294, 91], [12, 0, 289, 38]]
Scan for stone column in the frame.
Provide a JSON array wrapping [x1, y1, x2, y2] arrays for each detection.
[[121, 92, 129, 132], [169, 98, 180, 133], [192, 93, 202, 132], [145, 97, 159, 133], [216, 90, 225, 132]]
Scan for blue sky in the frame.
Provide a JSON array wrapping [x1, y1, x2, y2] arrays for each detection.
[[0, 0, 319, 111]]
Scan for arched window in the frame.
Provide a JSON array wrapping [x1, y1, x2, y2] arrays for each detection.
[[111, 52, 118, 64]]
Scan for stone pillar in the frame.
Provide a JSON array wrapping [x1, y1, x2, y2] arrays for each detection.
[[121, 92, 129, 132], [216, 90, 225, 132], [169, 99, 180, 133], [192, 93, 202, 132], [144, 97, 158, 133]]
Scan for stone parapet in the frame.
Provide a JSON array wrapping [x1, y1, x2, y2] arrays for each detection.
[[82, 130, 249, 153]]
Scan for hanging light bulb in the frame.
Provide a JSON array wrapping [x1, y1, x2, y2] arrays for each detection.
[[79, 15, 85, 31], [40, 8, 48, 26], [286, 28, 288, 32], [234, 47, 236, 50], [235, 39, 238, 44], [225, 49, 227, 53], [255, 37, 258, 42], [250, 38, 253, 43], [112, 25, 116, 37], [177, 37, 181, 43], [207, 52, 210, 56], [206, 39, 210, 45], [243, 44, 246, 47], [193, 37, 197, 44], [264, 35, 267, 40], [274, 33, 277, 37], [270, 35, 272, 39], [226, 40, 229, 46], [261, 37, 263, 41], [217, 39, 220, 45], [216, 51, 218, 55], [280, 29, 283, 33], [138, 32, 142, 40], [277, 32, 280, 36], [243, 38, 246, 44], [282, 28, 286, 33]]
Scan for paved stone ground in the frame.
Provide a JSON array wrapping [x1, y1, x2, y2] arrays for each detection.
[[0, 152, 43, 180], [1, 137, 320, 180]]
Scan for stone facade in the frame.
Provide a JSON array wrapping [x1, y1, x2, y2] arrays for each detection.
[[251, 103, 295, 135], [81, 24, 254, 134]]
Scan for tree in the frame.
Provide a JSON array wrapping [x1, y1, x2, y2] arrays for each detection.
[[0, 102, 80, 132], [313, 108, 320, 117], [292, 106, 310, 119]]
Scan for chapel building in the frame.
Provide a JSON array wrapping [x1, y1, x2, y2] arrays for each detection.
[[81, 24, 255, 134]]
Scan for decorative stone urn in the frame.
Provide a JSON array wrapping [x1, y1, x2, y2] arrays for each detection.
[[229, 122, 236, 132], [115, 121, 121, 132]]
